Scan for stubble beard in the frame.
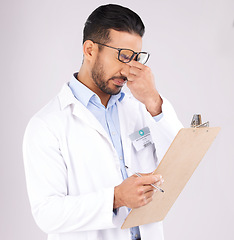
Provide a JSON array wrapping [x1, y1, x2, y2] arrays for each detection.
[[91, 57, 122, 96]]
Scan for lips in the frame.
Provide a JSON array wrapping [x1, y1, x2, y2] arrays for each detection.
[[112, 78, 127, 86], [110, 76, 128, 87]]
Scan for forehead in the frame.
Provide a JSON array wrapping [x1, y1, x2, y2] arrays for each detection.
[[108, 29, 142, 52]]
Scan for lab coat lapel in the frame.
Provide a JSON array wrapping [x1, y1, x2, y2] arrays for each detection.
[[72, 102, 112, 143], [58, 83, 113, 144]]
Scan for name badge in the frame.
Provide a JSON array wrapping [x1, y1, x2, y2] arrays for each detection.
[[129, 127, 153, 151]]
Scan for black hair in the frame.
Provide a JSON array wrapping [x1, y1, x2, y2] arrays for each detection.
[[83, 4, 145, 45]]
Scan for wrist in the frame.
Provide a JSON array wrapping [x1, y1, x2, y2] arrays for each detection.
[[145, 94, 163, 117], [113, 185, 123, 209]]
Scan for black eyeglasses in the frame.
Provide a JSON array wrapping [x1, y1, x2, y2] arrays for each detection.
[[92, 41, 150, 65]]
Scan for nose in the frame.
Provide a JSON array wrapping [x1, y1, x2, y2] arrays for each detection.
[[120, 62, 130, 79]]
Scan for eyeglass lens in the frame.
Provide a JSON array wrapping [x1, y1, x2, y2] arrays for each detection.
[[136, 53, 149, 64], [119, 49, 149, 64], [119, 49, 133, 63]]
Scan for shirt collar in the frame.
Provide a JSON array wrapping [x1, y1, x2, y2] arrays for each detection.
[[69, 73, 125, 108]]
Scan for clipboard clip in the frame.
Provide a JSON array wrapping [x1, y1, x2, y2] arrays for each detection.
[[190, 114, 209, 128]]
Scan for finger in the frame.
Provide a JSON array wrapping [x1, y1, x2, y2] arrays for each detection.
[[153, 174, 164, 185], [128, 65, 142, 76], [141, 194, 153, 207], [120, 68, 134, 82], [137, 174, 164, 187], [125, 75, 135, 82], [140, 172, 157, 176], [120, 66, 141, 81], [137, 174, 162, 185], [155, 178, 164, 186], [141, 185, 155, 194], [135, 188, 156, 207], [144, 189, 156, 199], [126, 60, 145, 70], [152, 174, 163, 183]]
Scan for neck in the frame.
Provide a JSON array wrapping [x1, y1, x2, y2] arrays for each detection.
[[77, 65, 110, 107]]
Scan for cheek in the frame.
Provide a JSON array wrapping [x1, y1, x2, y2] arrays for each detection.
[[102, 57, 123, 77]]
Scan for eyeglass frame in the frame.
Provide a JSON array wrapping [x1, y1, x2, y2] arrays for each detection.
[[91, 41, 150, 65]]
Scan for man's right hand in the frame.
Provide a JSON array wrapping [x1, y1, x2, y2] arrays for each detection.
[[113, 173, 164, 209]]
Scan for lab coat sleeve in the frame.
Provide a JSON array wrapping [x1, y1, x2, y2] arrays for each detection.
[[23, 116, 116, 234], [146, 97, 184, 162], [154, 97, 183, 138]]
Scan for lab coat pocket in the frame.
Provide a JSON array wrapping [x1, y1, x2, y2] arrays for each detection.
[[132, 142, 158, 173]]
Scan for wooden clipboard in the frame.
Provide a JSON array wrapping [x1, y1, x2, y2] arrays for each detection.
[[121, 127, 220, 229]]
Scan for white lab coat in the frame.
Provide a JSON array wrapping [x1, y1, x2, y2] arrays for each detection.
[[23, 83, 183, 240]]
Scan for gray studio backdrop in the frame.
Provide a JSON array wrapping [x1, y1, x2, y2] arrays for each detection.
[[1, 0, 233, 239]]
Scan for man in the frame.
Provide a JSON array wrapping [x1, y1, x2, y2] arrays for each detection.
[[23, 4, 183, 240]]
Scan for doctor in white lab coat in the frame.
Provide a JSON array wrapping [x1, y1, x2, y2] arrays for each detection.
[[23, 4, 183, 240]]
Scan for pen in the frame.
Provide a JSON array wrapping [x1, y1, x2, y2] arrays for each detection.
[[125, 165, 164, 193]]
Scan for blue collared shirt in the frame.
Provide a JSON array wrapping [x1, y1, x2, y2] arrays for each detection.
[[69, 73, 163, 240]]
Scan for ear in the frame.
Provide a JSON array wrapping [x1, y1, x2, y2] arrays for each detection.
[[83, 40, 98, 61]]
